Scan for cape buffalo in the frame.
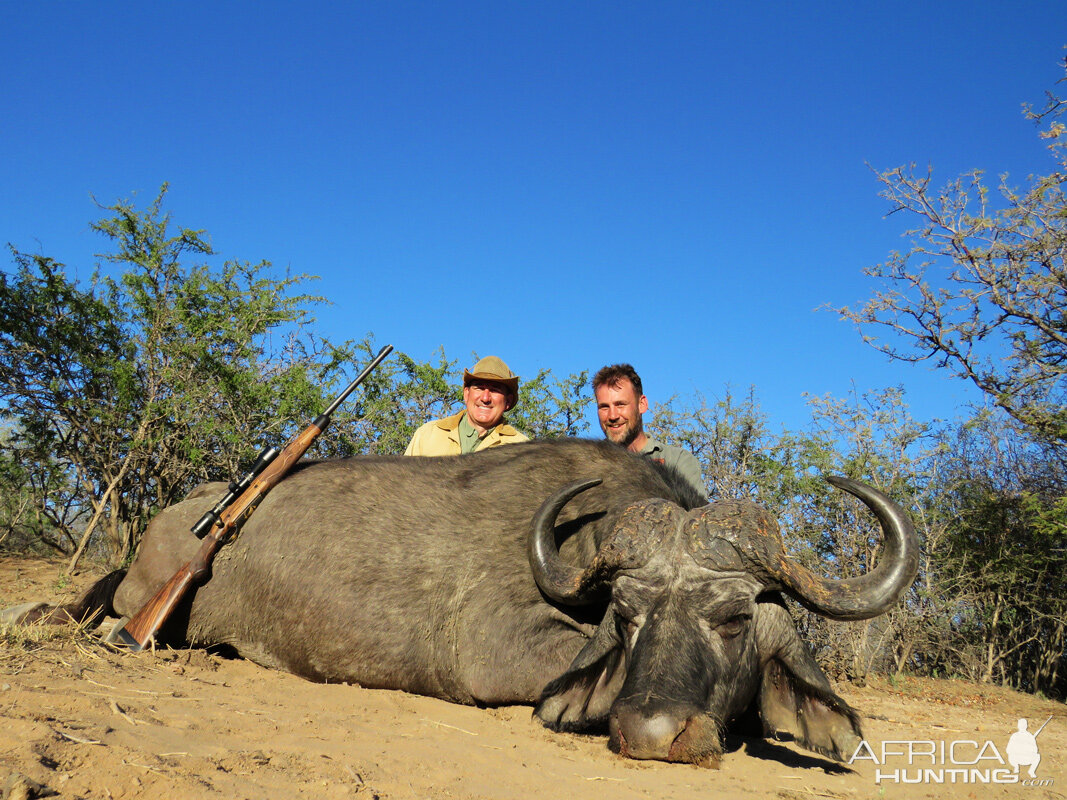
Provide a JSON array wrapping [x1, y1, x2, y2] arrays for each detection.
[[9, 439, 918, 767]]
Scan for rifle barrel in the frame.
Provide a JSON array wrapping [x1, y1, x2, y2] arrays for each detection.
[[321, 345, 393, 419]]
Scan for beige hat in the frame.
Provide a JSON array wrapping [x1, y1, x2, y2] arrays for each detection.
[[463, 355, 519, 393]]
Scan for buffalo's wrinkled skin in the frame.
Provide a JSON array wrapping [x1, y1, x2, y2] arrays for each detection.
[[14, 440, 916, 767]]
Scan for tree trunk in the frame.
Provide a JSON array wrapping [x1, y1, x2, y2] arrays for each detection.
[[981, 595, 1003, 685], [67, 459, 135, 573]]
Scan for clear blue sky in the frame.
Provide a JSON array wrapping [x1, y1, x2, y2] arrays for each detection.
[[3, 2, 1064, 435]]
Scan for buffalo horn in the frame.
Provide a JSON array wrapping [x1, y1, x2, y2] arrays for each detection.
[[771, 476, 919, 621], [528, 478, 604, 605]]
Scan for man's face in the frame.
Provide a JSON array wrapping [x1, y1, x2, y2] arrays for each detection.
[[595, 379, 648, 448], [463, 379, 514, 434]]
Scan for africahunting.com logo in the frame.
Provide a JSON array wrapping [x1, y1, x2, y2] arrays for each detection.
[[849, 716, 1054, 786]]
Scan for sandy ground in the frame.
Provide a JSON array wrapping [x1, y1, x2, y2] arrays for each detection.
[[1, 557, 1064, 800]]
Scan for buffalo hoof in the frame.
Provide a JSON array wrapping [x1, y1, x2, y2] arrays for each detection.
[[0, 602, 49, 625]]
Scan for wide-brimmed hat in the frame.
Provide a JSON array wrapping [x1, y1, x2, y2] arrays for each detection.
[[463, 355, 519, 394]]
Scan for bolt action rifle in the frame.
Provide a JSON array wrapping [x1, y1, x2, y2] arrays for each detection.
[[113, 344, 393, 651]]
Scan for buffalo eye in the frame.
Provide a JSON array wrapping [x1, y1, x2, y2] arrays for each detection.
[[611, 597, 646, 644], [613, 604, 639, 635], [716, 615, 749, 639], [613, 598, 636, 622]]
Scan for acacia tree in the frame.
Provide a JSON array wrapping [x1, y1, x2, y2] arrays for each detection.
[[930, 412, 1067, 696], [0, 424, 66, 553], [834, 53, 1067, 697], [0, 186, 348, 567], [511, 367, 590, 439], [649, 386, 803, 502], [839, 57, 1067, 445]]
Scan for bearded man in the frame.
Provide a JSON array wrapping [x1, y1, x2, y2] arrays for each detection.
[[592, 363, 705, 499]]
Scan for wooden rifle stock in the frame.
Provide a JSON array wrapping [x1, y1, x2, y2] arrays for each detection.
[[113, 345, 393, 651]]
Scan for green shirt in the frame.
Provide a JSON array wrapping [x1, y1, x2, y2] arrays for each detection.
[[640, 437, 707, 501], [458, 413, 493, 454]]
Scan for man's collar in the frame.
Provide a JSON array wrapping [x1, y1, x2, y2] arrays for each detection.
[[436, 410, 519, 437], [638, 437, 662, 455], [435, 411, 467, 431]]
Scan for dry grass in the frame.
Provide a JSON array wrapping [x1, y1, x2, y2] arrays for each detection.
[[0, 617, 99, 672]]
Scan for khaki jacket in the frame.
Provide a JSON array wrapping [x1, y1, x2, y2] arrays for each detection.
[[403, 411, 528, 456]]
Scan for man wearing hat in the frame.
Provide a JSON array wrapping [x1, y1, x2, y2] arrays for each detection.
[[403, 355, 529, 456]]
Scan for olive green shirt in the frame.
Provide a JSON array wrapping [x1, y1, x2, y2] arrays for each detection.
[[640, 437, 706, 501], [458, 413, 492, 454]]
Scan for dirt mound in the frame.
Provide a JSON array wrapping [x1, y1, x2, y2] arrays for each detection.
[[1, 557, 1062, 799]]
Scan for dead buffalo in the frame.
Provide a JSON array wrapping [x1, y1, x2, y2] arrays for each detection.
[[11, 439, 918, 767]]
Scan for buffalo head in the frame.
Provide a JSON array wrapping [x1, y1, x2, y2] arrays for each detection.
[[528, 476, 918, 767]]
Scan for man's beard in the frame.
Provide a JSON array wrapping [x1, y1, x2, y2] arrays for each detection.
[[602, 418, 642, 448]]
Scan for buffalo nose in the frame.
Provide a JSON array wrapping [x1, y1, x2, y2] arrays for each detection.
[[611, 707, 686, 759], [611, 705, 722, 767]]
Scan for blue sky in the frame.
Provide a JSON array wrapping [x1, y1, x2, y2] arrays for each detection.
[[3, 2, 1064, 435]]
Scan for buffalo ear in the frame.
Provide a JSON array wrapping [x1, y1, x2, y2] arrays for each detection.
[[754, 600, 862, 761], [534, 610, 627, 732]]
